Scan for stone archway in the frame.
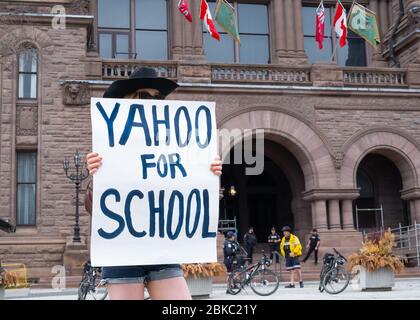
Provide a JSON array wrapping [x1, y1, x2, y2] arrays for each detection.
[[219, 107, 337, 190], [341, 128, 420, 226], [218, 107, 337, 244]]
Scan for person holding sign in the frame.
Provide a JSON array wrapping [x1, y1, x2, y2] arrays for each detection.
[[85, 67, 222, 300]]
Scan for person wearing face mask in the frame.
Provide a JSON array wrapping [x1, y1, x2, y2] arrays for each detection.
[[85, 67, 223, 300]]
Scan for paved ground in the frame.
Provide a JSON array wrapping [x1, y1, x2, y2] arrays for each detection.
[[4, 278, 420, 300]]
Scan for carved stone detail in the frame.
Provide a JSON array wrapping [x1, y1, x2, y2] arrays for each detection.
[[16, 105, 38, 136], [63, 82, 91, 106]]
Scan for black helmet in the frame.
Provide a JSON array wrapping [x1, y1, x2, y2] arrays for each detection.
[[281, 226, 292, 232]]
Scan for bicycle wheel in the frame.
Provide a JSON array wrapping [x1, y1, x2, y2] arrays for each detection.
[[84, 275, 108, 300], [227, 270, 246, 295], [250, 269, 279, 296], [318, 266, 327, 292], [322, 266, 350, 295], [77, 279, 89, 300]]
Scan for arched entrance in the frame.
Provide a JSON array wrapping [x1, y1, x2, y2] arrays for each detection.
[[341, 128, 420, 229], [218, 107, 338, 245], [355, 154, 410, 231], [220, 138, 309, 241]]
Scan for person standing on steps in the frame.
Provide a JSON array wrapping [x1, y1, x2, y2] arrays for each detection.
[[267, 227, 281, 264], [243, 227, 257, 264], [303, 229, 321, 264], [280, 226, 304, 288]]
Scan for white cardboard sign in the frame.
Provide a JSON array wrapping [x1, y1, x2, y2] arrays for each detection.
[[90, 98, 219, 267]]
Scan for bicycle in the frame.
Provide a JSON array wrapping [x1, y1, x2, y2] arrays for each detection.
[[227, 251, 279, 296], [78, 260, 108, 300], [318, 248, 350, 295]]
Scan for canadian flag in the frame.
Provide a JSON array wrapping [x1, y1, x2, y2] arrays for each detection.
[[178, 0, 192, 23], [333, 1, 347, 47], [200, 0, 220, 41], [315, 1, 325, 49]]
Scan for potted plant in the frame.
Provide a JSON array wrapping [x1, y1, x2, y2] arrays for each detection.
[[0, 261, 21, 300], [348, 229, 404, 291], [182, 263, 226, 298]]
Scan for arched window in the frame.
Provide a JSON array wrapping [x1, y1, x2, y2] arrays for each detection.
[[18, 45, 38, 99]]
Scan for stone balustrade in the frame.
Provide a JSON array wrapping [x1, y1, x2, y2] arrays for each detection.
[[100, 59, 411, 88], [343, 67, 407, 86]]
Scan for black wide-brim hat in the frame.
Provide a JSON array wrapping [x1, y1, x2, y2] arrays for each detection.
[[103, 67, 179, 98]]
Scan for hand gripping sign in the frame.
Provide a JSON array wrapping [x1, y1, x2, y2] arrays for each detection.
[[90, 98, 219, 267]]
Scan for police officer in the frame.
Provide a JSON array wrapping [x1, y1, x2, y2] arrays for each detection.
[[267, 227, 281, 263], [303, 228, 321, 264], [223, 231, 239, 273], [243, 226, 257, 263]]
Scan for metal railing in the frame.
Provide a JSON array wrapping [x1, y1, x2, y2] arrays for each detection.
[[363, 222, 420, 268], [218, 217, 237, 233]]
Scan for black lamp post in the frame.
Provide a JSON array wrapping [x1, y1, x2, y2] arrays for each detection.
[[63, 150, 89, 243]]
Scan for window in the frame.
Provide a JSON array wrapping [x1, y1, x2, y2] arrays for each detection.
[[97, 0, 168, 60], [302, 5, 366, 66], [204, 1, 270, 64], [16, 152, 37, 225], [18, 47, 37, 99]]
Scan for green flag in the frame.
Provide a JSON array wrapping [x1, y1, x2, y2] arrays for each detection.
[[214, 0, 240, 43], [348, 2, 380, 47]]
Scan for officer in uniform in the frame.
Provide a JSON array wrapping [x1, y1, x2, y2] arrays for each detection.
[[223, 231, 239, 273]]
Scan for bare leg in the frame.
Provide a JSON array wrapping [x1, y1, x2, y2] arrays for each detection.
[[296, 269, 302, 282], [147, 277, 192, 300], [107, 283, 145, 300], [290, 270, 295, 285]]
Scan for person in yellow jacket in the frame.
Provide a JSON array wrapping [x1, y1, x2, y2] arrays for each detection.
[[280, 226, 304, 288]]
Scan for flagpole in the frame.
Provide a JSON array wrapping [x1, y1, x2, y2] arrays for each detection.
[[330, 0, 355, 62]]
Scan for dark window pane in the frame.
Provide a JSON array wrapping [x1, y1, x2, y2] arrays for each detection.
[[19, 50, 37, 73], [98, 0, 130, 28], [17, 184, 36, 225], [17, 152, 36, 226], [136, 30, 168, 60], [302, 6, 331, 36], [136, 0, 167, 30], [18, 74, 37, 99], [115, 34, 129, 58], [99, 33, 113, 58], [17, 153, 36, 183], [337, 38, 367, 66], [239, 35, 269, 64], [304, 37, 333, 64], [204, 33, 234, 63], [238, 4, 268, 34]]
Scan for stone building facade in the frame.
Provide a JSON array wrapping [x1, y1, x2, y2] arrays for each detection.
[[0, 0, 420, 281]]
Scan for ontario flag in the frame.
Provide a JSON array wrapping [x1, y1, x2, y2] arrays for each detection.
[[333, 0, 347, 47], [315, 1, 325, 49], [178, 0, 193, 23], [200, 0, 220, 41]]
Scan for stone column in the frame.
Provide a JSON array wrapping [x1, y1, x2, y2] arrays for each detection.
[[412, 199, 420, 224], [284, 0, 295, 51], [328, 200, 341, 230], [171, 0, 183, 59], [293, 0, 305, 54], [369, 0, 387, 67], [313, 200, 328, 231], [379, 0, 390, 39], [342, 199, 355, 230], [273, 0, 286, 61], [191, 0, 204, 57]]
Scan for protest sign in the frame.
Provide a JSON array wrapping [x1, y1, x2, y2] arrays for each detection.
[[90, 98, 219, 266]]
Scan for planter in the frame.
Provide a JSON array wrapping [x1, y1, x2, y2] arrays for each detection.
[[185, 276, 213, 298], [357, 266, 395, 291], [0, 287, 5, 300]]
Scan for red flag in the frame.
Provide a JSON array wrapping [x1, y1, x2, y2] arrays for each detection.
[[333, 1, 347, 47], [200, 0, 220, 41], [315, 1, 325, 49], [178, 0, 193, 23]]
